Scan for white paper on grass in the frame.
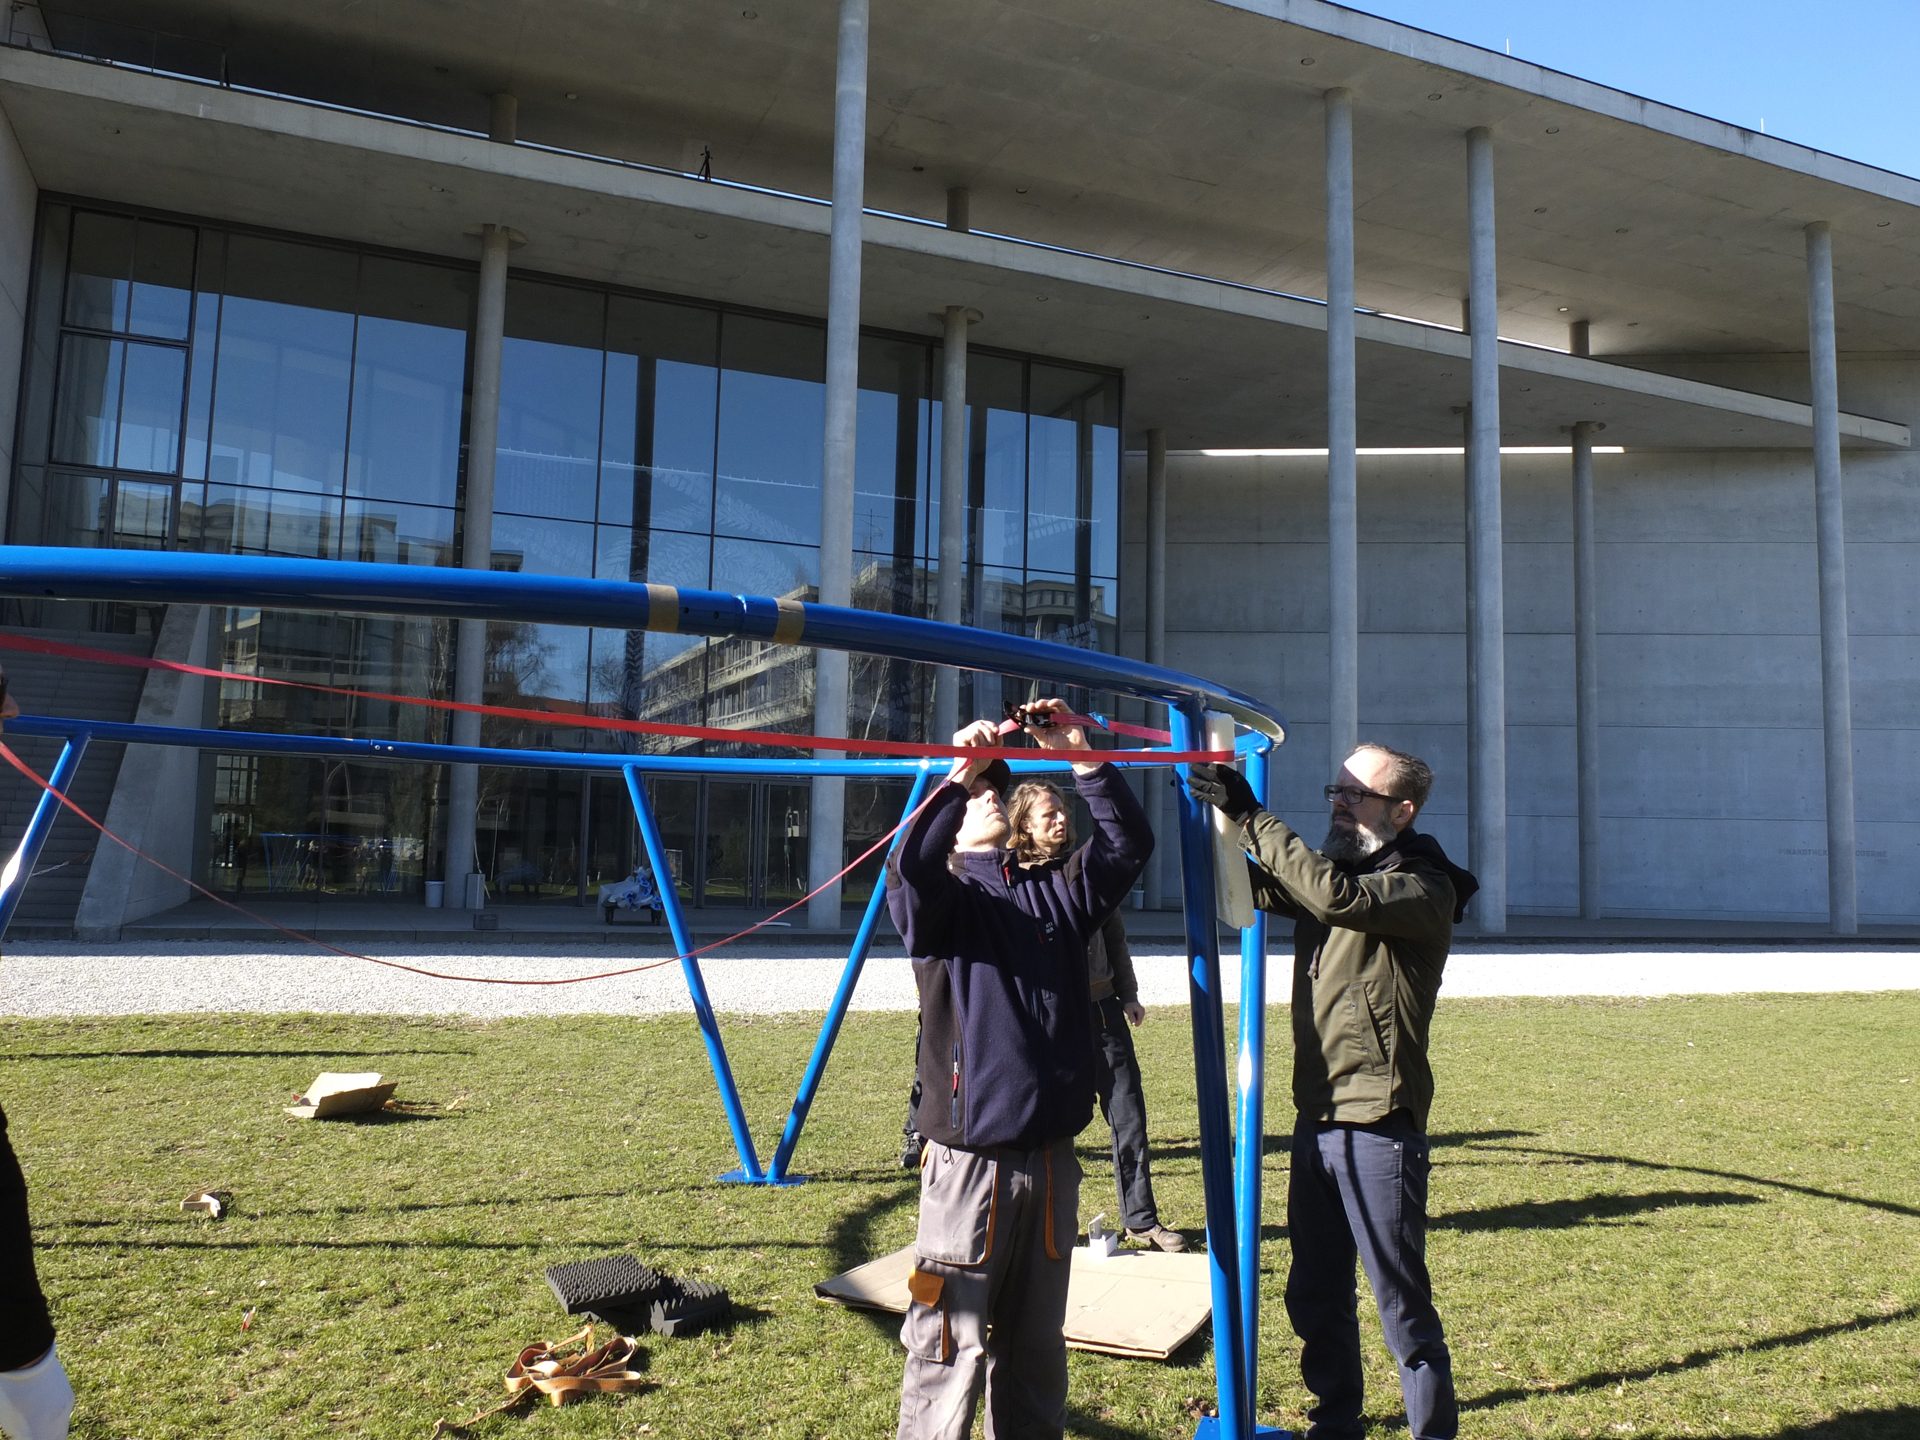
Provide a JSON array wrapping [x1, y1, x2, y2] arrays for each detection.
[[1206, 712, 1256, 929]]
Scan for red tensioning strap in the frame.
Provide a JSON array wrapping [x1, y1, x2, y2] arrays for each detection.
[[0, 739, 939, 986], [0, 632, 1226, 764]]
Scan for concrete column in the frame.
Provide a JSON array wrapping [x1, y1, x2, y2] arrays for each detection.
[[1804, 221, 1858, 934], [1325, 87, 1359, 776], [1571, 422, 1601, 918], [445, 223, 512, 903], [1568, 319, 1591, 358], [808, 0, 868, 930], [929, 305, 975, 744], [488, 92, 518, 144], [931, 305, 974, 739], [1145, 429, 1169, 908], [946, 186, 971, 232], [1465, 126, 1507, 932]]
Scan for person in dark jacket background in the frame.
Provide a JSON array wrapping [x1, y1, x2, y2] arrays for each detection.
[[888, 700, 1152, 1440], [1188, 743, 1476, 1440], [1003, 779, 1185, 1253]]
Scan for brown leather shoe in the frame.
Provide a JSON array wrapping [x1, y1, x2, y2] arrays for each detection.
[[1126, 1223, 1188, 1253]]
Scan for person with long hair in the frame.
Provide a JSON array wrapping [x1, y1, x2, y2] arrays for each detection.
[[1004, 779, 1185, 1252]]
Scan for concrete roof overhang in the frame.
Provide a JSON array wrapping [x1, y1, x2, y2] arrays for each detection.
[[31, 0, 1920, 362], [0, 48, 1907, 452]]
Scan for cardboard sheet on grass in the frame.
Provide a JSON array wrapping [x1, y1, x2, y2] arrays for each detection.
[[815, 1245, 1212, 1360]]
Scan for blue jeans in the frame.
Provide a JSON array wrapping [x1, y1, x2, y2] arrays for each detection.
[[1285, 1112, 1456, 1440]]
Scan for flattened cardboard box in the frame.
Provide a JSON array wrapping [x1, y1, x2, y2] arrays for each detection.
[[815, 1245, 1212, 1360], [287, 1072, 397, 1119]]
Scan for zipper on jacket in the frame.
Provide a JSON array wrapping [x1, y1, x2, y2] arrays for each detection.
[[950, 1042, 961, 1131]]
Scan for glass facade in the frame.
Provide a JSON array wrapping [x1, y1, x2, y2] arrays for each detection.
[[8, 199, 1123, 909]]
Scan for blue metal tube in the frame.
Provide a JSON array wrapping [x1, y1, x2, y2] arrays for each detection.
[[0, 548, 1285, 738], [2, 716, 1178, 778], [1233, 742, 1273, 1403], [622, 763, 764, 1183], [765, 764, 936, 1184], [0, 733, 90, 942], [1170, 704, 1250, 1440]]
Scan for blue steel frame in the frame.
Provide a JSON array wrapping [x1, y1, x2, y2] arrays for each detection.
[[0, 547, 1291, 1439]]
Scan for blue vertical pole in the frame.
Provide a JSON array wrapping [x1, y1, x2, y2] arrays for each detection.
[[1233, 741, 1272, 1404], [0, 733, 90, 942], [622, 764, 765, 1183], [766, 764, 935, 1184], [1170, 704, 1250, 1440]]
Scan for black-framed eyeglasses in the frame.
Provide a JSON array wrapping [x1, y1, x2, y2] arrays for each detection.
[[1325, 784, 1401, 807]]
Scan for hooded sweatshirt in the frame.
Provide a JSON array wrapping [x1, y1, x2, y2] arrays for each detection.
[[887, 763, 1152, 1151]]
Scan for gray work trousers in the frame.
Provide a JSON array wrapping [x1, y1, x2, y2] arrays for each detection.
[[897, 1140, 1082, 1440]]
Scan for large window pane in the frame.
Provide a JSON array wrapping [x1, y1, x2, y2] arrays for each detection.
[[51, 335, 121, 466], [589, 526, 711, 750], [852, 335, 928, 557], [64, 211, 135, 332], [341, 497, 456, 567], [497, 279, 603, 521], [600, 296, 719, 533], [715, 315, 824, 543], [116, 341, 186, 472], [209, 236, 356, 491], [969, 354, 1025, 570], [127, 220, 196, 341], [348, 258, 473, 508], [849, 552, 926, 744], [709, 537, 818, 754], [486, 513, 593, 748], [194, 484, 337, 559], [37, 472, 111, 548]]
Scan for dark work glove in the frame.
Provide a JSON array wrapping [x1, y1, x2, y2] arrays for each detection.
[[1185, 763, 1260, 824]]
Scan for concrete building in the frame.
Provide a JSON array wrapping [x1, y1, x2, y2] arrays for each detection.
[[2, 0, 1916, 934]]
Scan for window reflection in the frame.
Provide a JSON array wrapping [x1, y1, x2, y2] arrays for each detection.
[[708, 537, 819, 754], [488, 513, 595, 747], [348, 258, 472, 508], [341, 497, 456, 566], [589, 526, 712, 750], [18, 201, 1128, 909], [969, 354, 1026, 570], [497, 279, 604, 521], [209, 235, 356, 492], [715, 314, 824, 544], [601, 295, 719, 533]]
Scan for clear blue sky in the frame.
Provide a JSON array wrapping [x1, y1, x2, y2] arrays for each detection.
[[1345, 1, 1920, 180]]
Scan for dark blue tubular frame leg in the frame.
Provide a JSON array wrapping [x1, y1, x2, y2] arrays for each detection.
[[623, 762, 766, 1184], [0, 732, 91, 937], [764, 763, 937, 1185]]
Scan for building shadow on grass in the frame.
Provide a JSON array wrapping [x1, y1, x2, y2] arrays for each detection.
[[1454, 1140, 1920, 1220], [1128, 1127, 1535, 1166], [1462, 1302, 1920, 1414], [15, 1046, 475, 1061], [1684, 1403, 1920, 1439], [1257, 1186, 1765, 1244]]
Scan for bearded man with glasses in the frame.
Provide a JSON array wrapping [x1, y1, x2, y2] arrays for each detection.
[[1186, 743, 1477, 1440]]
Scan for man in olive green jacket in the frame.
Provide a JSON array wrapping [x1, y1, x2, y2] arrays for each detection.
[[1188, 744, 1476, 1440]]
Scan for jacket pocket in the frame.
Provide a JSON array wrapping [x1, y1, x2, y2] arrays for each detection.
[[915, 1143, 997, 1266]]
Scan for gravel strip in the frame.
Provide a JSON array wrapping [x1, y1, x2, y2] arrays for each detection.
[[2, 941, 1915, 1019]]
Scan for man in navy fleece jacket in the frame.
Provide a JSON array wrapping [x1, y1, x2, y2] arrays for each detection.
[[887, 698, 1152, 1440]]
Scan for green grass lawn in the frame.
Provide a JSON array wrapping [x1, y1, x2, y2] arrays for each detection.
[[4, 993, 1918, 1438]]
